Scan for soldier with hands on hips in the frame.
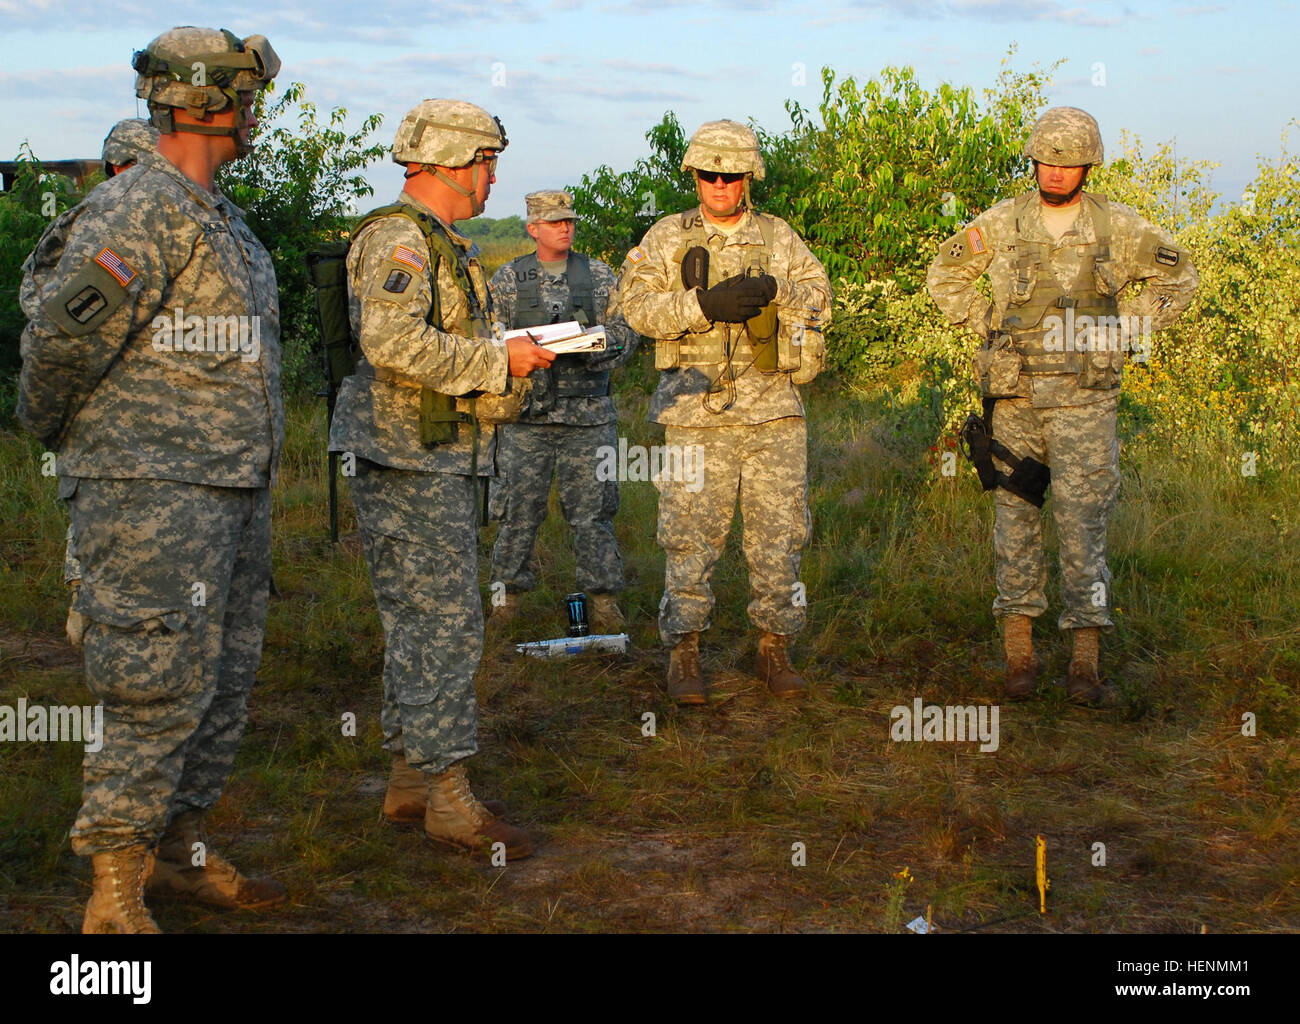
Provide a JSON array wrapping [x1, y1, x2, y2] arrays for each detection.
[[927, 107, 1198, 701]]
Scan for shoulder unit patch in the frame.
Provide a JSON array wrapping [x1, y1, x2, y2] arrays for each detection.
[[626, 246, 647, 265]]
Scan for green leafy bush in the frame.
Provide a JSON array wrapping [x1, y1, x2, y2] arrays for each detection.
[[218, 82, 387, 396]]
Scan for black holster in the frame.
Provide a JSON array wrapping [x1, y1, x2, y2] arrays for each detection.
[[959, 398, 1051, 507]]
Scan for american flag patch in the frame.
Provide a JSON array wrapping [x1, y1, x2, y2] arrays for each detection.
[[966, 227, 986, 255], [94, 247, 136, 286], [391, 245, 427, 271], [627, 246, 646, 264]]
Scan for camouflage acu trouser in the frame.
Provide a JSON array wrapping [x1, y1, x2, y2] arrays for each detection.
[[989, 393, 1120, 630], [64, 477, 271, 856], [488, 420, 624, 594], [63, 522, 81, 584], [349, 459, 480, 775], [657, 417, 811, 646]]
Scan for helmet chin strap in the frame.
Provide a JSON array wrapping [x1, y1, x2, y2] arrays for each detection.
[[1035, 162, 1088, 206], [150, 88, 253, 156], [429, 164, 486, 216]]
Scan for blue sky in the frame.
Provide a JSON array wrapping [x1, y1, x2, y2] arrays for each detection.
[[1, 0, 1295, 219]]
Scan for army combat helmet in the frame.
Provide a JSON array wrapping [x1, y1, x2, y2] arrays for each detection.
[[682, 120, 765, 216], [1023, 106, 1104, 167], [392, 99, 508, 217], [132, 26, 279, 156], [101, 118, 159, 177]]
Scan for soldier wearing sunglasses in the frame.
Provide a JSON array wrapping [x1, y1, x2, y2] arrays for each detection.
[[614, 120, 832, 705]]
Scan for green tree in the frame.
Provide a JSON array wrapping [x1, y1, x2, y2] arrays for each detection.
[[568, 111, 699, 265], [218, 82, 387, 395], [786, 55, 1054, 288], [0, 144, 85, 421]]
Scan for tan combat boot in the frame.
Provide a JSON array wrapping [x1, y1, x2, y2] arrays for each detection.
[[485, 591, 520, 632], [1067, 627, 1102, 703], [424, 762, 532, 860], [384, 753, 506, 824], [148, 810, 287, 911], [589, 593, 625, 634], [666, 632, 706, 705], [755, 632, 809, 698], [83, 847, 161, 934], [1003, 614, 1042, 700], [66, 581, 86, 647]]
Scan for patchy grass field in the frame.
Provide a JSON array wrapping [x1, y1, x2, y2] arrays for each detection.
[[2, 358, 1298, 933]]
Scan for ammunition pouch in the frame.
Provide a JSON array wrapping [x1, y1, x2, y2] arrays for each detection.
[[788, 319, 825, 385], [655, 337, 683, 370], [973, 334, 1023, 397], [462, 375, 532, 427], [959, 398, 1051, 507], [420, 389, 469, 446], [1001, 191, 1126, 391]]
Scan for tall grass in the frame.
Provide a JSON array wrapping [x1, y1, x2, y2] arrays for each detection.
[[1, 358, 1296, 932]]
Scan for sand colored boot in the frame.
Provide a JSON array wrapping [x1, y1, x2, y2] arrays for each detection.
[[1003, 614, 1042, 700], [589, 593, 625, 634], [424, 762, 532, 860], [66, 580, 86, 647], [1067, 627, 1102, 703], [83, 846, 162, 934], [384, 753, 505, 824], [755, 632, 808, 698], [148, 810, 287, 911], [485, 591, 520, 632], [666, 632, 706, 705]]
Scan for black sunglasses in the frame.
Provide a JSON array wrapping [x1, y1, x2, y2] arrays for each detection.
[[696, 171, 745, 185]]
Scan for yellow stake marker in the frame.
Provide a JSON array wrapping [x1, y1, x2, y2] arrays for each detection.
[[1036, 835, 1050, 914]]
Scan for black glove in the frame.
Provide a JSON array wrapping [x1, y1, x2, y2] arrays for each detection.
[[697, 275, 769, 323], [751, 273, 778, 304]]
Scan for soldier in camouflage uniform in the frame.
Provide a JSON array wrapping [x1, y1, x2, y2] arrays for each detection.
[[328, 100, 554, 860], [486, 190, 640, 633], [63, 118, 161, 649], [18, 27, 287, 933], [926, 107, 1198, 701], [616, 120, 832, 704]]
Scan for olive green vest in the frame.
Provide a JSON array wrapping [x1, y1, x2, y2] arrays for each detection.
[[507, 250, 608, 399], [354, 202, 493, 445], [663, 207, 776, 369], [1001, 191, 1120, 377]]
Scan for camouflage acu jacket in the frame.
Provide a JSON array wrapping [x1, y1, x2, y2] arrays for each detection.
[[616, 208, 832, 428], [18, 150, 283, 487], [327, 193, 509, 474], [489, 252, 640, 426], [927, 190, 1199, 408]]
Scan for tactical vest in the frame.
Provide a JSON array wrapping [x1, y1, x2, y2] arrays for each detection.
[[356, 202, 494, 444], [662, 207, 776, 370], [507, 250, 609, 399], [1001, 192, 1123, 386]]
